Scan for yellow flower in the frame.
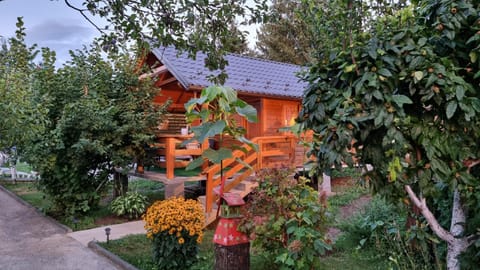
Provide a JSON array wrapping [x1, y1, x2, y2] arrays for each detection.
[[143, 197, 205, 241], [178, 237, 185, 244]]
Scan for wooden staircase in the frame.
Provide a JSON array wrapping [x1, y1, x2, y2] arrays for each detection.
[[138, 135, 297, 226], [197, 135, 296, 225], [197, 175, 258, 225]]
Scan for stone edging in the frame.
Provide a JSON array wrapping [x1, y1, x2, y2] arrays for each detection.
[[88, 241, 139, 270], [0, 183, 73, 233]]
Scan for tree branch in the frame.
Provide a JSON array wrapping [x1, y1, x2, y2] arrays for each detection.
[[64, 0, 105, 34], [466, 234, 480, 245], [404, 185, 454, 245]]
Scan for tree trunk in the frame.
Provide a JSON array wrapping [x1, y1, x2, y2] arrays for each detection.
[[446, 189, 469, 270], [405, 186, 474, 270], [113, 171, 128, 197], [214, 243, 250, 270]]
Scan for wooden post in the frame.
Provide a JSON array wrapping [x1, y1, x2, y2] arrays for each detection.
[[165, 137, 175, 179], [202, 139, 209, 171], [257, 138, 263, 170], [205, 171, 213, 213]]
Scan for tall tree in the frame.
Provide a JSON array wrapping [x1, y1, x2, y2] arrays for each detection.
[[66, 0, 269, 83], [301, 0, 408, 63], [221, 23, 250, 55], [27, 43, 168, 216], [0, 18, 47, 179], [299, 1, 479, 269], [255, 0, 312, 65]]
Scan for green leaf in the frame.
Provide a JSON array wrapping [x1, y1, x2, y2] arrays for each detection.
[[368, 48, 377, 60], [474, 70, 480, 80], [426, 74, 437, 87], [184, 98, 200, 113], [374, 109, 385, 127], [190, 120, 226, 141], [391, 95, 413, 106], [377, 68, 392, 77], [203, 85, 222, 101], [455, 86, 465, 101], [470, 51, 478, 63], [409, 56, 425, 70], [202, 148, 232, 164], [359, 238, 367, 246], [392, 31, 405, 42], [418, 37, 427, 47], [218, 97, 231, 112], [344, 64, 356, 73], [446, 101, 457, 119], [186, 156, 205, 170], [220, 86, 237, 103], [372, 90, 383, 100], [236, 104, 258, 123]]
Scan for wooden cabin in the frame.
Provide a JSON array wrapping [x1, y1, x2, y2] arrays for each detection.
[[140, 47, 310, 223], [144, 47, 305, 131]]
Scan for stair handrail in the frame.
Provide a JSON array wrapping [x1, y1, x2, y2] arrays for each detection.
[[202, 135, 296, 213]]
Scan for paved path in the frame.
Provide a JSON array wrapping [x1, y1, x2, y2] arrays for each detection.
[[0, 187, 121, 270], [68, 221, 146, 246]]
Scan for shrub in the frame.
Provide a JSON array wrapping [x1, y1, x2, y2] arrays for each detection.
[[143, 197, 205, 270], [110, 192, 148, 219], [337, 195, 440, 269], [240, 168, 330, 270]]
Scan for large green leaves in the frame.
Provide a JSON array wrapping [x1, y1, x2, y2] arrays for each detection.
[[190, 121, 226, 142], [185, 85, 258, 170]]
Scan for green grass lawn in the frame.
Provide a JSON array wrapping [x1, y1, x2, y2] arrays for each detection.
[[15, 161, 33, 172]]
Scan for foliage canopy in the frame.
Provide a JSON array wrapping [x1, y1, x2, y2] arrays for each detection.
[[72, 0, 269, 83], [0, 18, 47, 156], [26, 42, 167, 215], [298, 0, 479, 268]]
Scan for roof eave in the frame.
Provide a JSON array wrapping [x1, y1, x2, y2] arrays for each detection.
[[151, 48, 190, 89]]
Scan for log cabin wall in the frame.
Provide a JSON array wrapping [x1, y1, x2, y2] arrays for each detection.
[[261, 98, 300, 136], [156, 113, 187, 135]]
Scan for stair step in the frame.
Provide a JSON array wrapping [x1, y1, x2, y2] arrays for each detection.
[[235, 178, 258, 191], [199, 173, 259, 226]]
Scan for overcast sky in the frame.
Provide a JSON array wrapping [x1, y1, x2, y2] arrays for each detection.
[[0, 0, 102, 65]]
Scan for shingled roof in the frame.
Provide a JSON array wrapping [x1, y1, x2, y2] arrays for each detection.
[[151, 47, 307, 99]]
